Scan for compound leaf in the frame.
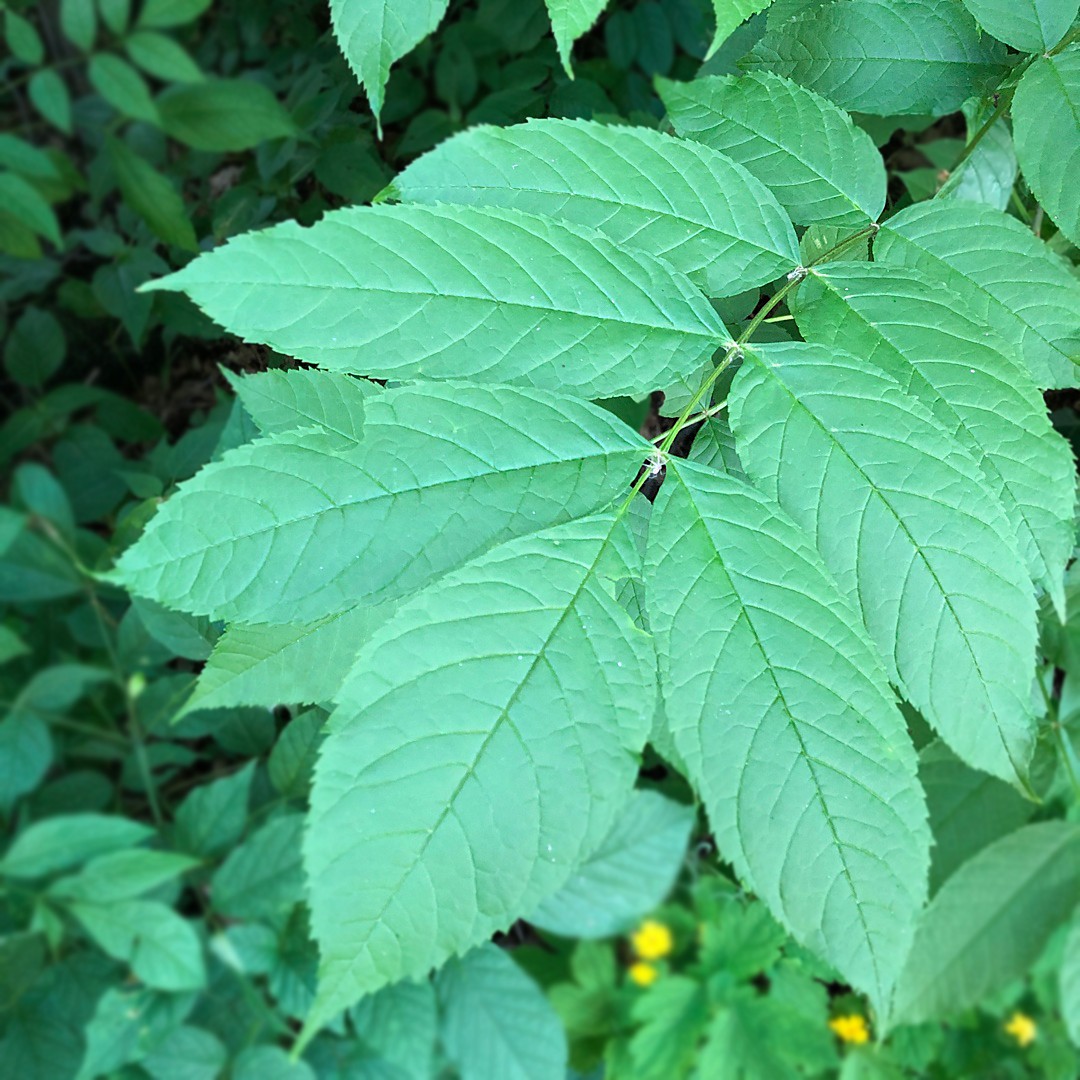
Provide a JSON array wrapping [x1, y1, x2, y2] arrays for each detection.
[[658, 71, 886, 228], [875, 200, 1080, 389], [116, 382, 651, 624], [746, 0, 1007, 116], [959, 0, 1078, 52], [730, 342, 1039, 787], [794, 261, 1076, 613], [645, 459, 929, 1017], [386, 119, 800, 297], [145, 204, 727, 401], [302, 514, 655, 1034]]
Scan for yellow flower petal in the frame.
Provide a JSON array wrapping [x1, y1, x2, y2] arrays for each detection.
[[630, 919, 674, 960], [1005, 1012, 1037, 1047], [828, 1014, 870, 1045], [628, 962, 659, 987]]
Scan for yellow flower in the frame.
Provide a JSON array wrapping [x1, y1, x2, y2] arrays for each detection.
[[628, 962, 659, 987], [1005, 1012, 1037, 1047], [631, 919, 674, 961], [829, 1015, 870, 1045]]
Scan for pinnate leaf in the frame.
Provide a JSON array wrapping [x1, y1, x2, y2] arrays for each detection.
[[730, 342, 1039, 787], [386, 119, 800, 297], [144, 204, 727, 400]]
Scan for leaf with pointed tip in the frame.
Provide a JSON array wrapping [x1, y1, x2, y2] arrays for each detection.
[[645, 459, 928, 1017], [227, 369, 377, 439], [1013, 47, 1080, 251], [891, 822, 1080, 1026], [709, 2, 775, 58], [794, 261, 1076, 613], [116, 382, 651, 624], [658, 72, 886, 228], [302, 515, 655, 1035], [330, 0, 449, 126], [959, 0, 1078, 52], [875, 201, 1080, 389], [745, 0, 1007, 116], [730, 342, 1039, 786], [544, 0, 607, 75], [386, 119, 800, 297], [143, 204, 727, 400], [688, 415, 745, 478]]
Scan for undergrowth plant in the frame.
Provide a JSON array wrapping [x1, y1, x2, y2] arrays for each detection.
[[9, 0, 1080, 1074]]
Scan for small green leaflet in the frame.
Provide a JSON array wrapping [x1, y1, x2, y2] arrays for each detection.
[[385, 119, 800, 298], [875, 200, 1080, 390], [143, 204, 728, 400], [1013, 46, 1080, 251], [959, 0, 1078, 52], [658, 71, 886, 229], [645, 460, 929, 1018], [437, 945, 568, 1080], [330, 0, 450, 127], [891, 822, 1080, 1027], [302, 515, 655, 1036], [730, 342, 1038, 787], [116, 382, 651, 624], [709, 2, 775, 58], [226, 369, 376, 440], [746, 0, 1007, 116], [794, 261, 1076, 613], [351, 980, 437, 1080], [544, 0, 607, 74]]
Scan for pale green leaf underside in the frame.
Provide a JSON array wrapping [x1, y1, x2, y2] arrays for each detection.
[[303, 515, 655, 1030], [892, 822, 1080, 1026], [746, 0, 1007, 116], [116, 382, 650, 624], [960, 0, 1077, 52], [437, 945, 568, 1080], [645, 460, 928, 1015], [330, 0, 449, 123], [938, 112, 1016, 213], [544, 0, 607, 74], [386, 119, 800, 298], [1013, 48, 1080, 252], [145, 204, 727, 401], [658, 71, 886, 228], [795, 262, 1076, 614], [529, 789, 695, 939], [730, 342, 1038, 786], [875, 201, 1080, 389]]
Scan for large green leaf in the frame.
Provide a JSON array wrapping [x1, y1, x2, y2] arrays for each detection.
[[544, 0, 607, 74], [794, 261, 1076, 612], [730, 342, 1038, 786], [746, 0, 1007, 116], [437, 945, 568, 1080], [875, 201, 1080, 389], [385, 119, 800, 297], [891, 822, 1080, 1026], [331, 0, 449, 125], [302, 514, 654, 1034], [959, 0, 1077, 51], [658, 72, 886, 228], [145, 204, 726, 400], [116, 383, 650, 624], [1013, 47, 1080, 251], [645, 460, 928, 1016]]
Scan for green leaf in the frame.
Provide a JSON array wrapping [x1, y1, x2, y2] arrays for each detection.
[[657, 71, 887, 228], [28, 70, 72, 133], [5, 306, 65, 387], [4, 11, 44, 64], [268, 711, 324, 799], [138, 0, 214, 28], [88, 54, 159, 123], [106, 136, 197, 250], [1061, 913, 1080, 1049], [959, 0, 1078, 51], [233, 1046, 315, 1080], [386, 119, 800, 297], [731, 342, 1039, 787], [1013, 47, 1080, 251], [437, 945, 568, 1080], [918, 741, 1032, 894], [124, 30, 204, 82], [875, 200, 1080, 389], [212, 813, 304, 919], [49, 850, 199, 903], [794, 261, 1076, 613], [630, 975, 710, 1078], [331, 0, 450, 125], [74, 986, 188, 1080], [117, 382, 653, 624], [709, 2, 774, 57], [938, 106, 1016, 212], [891, 822, 1080, 1026], [158, 79, 298, 151], [0, 815, 152, 880], [544, 0, 608, 74], [99, 0, 132, 34], [60, 0, 97, 49], [351, 980, 437, 1080], [226, 369, 373, 439], [529, 790, 695, 939], [0, 174, 60, 247], [689, 414, 745, 477], [302, 514, 654, 1032], [142, 1026, 227, 1080], [172, 763, 253, 859], [746, 0, 1007, 116], [142, 204, 728, 399], [645, 459, 928, 1016]]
